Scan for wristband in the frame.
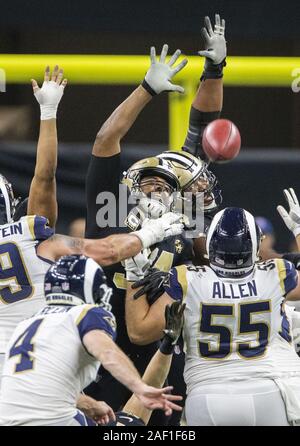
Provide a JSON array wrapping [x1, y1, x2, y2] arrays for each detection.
[[141, 79, 157, 97], [40, 105, 58, 120], [159, 336, 175, 355], [200, 58, 227, 81]]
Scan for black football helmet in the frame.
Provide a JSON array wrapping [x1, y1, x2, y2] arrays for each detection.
[[44, 255, 113, 309]]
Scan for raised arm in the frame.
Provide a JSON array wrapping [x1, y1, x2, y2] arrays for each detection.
[[277, 188, 300, 300], [27, 66, 67, 227], [122, 302, 185, 425], [93, 85, 152, 157], [92, 45, 187, 158], [183, 14, 226, 159]]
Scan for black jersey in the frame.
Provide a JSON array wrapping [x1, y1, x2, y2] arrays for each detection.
[[85, 154, 193, 355]]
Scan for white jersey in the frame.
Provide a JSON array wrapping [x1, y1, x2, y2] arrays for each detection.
[[0, 216, 54, 354], [164, 259, 300, 393], [0, 304, 116, 426]]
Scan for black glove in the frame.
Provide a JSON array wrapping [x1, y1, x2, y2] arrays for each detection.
[[132, 268, 170, 305], [160, 301, 186, 355]]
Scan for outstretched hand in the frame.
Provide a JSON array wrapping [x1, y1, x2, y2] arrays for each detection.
[[32, 65, 67, 120], [277, 188, 300, 238], [143, 44, 188, 95], [199, 14, 226, 64], [135, 384, 183, 417]]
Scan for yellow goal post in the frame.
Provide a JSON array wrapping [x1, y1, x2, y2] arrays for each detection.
[[0, 54, 299, 149]]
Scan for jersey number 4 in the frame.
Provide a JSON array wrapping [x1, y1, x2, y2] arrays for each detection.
[[0, 242, 34, 304], [9, 319, 44, 373]]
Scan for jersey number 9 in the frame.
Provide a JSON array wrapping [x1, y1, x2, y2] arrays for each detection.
[[0, 242, 34, 304]]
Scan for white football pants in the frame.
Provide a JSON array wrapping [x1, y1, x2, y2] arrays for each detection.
[[185, 379, 291, 426]]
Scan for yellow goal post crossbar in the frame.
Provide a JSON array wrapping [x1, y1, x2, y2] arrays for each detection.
[[0, 54, 299, 149]]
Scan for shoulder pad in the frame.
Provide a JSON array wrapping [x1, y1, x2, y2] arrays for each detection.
[[25, 215, 54, 241]]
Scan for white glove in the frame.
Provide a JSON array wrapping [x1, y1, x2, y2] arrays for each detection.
[[133, 212, 184, 249], [32, 66, 67, 120], [142, 44, 188, 95], [199, 14, 226, 65], [124, 248, 158, 282], [277, 188, 300, 238]]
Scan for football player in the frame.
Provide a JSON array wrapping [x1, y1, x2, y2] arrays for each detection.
[[84, 15, 226, 425], [0, 172, 183, 386], [84, 45, 192, 420], [125, 207, 300, 425], [0, 256, 182, 426], [0, 65, 67, 379]]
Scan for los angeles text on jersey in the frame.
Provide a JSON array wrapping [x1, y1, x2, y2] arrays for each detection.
[[102, 430, 196, 442]]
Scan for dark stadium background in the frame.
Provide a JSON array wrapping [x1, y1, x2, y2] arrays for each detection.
[[0, 0, 300, 251]]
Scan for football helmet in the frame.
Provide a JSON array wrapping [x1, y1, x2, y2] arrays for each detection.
[[44, 255, 113, 308], [106, 411, 145, 426], [157, 151, 222, 213], [122, 157, 180, 218], [0, 174, 19, 225], [206, 207, 262, 277]]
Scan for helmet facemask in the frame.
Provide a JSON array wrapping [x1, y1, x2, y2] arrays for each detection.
[[123, 157, 180, 219]]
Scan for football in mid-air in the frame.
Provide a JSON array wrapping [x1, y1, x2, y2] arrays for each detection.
[[202, 119, 241, 163]]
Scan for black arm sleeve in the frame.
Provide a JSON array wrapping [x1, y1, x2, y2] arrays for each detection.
[[85, 154, 121, 238], [182, 107, 220, 160]]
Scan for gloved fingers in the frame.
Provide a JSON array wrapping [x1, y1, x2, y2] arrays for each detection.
[[51, 65, 59, 82], [165, 223, 184, 236], [221, 18, 226, 29], [148, 289, 165, 303], [168, 49, 181, 67], [166, 83, 185, 94], [56, 68, 64, 85], [171, 58, 188, 75], [178, 302, 186, 317], [215, 13, 220, 28], [44, 66, 50, 82], [277, 205, 289, 221], [60, 79, 68, 89], [159, 44, 169, 63], [150, 46, 156, 64], [200, 26, 210, 43], [131, 276, 150, 289], [165, 303, 171, 324], [289, 188, 299, 206], [204, 16, 214, 37], [283, 188, 296, 208], [31, 79, 40, 93], [133, 285, 151, 299], [198, 49, 214, 59], [162, 212, 183, 224]]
